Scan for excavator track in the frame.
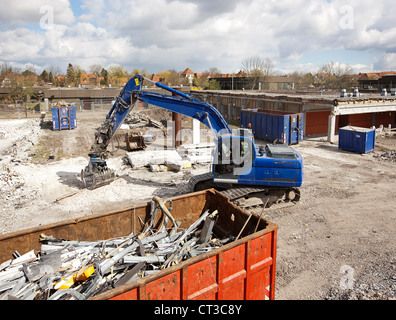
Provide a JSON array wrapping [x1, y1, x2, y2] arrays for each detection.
[[187, 172, 301, 211]]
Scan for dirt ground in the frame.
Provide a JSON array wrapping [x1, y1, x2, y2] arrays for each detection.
[[0, 108, 395, 300]]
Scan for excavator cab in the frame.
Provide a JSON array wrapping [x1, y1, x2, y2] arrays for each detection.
[[213, 135, 256, 183], [213, 135, 303, 188]]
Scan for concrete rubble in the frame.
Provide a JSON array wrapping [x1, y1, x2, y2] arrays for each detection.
[[0, 197, 237, 300], [373, 151, 396, 162], [0, 119, 42, 163], [177, 143, 215, 164], [123, 113, 164, 129], [125, 149, 189, 172]]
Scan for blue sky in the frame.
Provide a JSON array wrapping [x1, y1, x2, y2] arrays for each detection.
[[0, 0, 395, 75]]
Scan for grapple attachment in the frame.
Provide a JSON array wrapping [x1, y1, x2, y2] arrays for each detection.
[[81, 157, 116, 190]]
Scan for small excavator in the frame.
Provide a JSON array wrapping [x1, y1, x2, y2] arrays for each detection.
[[81, 75, 303, 207]]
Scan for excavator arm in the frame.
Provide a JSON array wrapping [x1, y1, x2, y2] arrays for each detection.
[[135, 78, 231, 135], [81, 75, 231, 189]]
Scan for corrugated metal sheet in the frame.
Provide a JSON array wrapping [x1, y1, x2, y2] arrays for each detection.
[[338, 126, 376, 154], [241, 109, 303, 145]]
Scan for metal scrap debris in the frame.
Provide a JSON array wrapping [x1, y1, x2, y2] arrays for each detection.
[[0, 196, 236, 300]]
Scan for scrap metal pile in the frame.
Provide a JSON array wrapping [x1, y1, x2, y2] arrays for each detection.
[[0, 197, 236, 300]]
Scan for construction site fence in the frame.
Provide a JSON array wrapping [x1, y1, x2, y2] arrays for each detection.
[[0, 98, 117, 115]]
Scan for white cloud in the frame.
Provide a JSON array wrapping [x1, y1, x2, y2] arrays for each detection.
[[0, 0, 395, 74], [0, 0, 75, 27], [374, 53, 396, 71]]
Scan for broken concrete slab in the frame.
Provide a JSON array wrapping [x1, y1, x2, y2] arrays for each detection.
[[126, 150, 184, 170], [177, 143, 215, 164]]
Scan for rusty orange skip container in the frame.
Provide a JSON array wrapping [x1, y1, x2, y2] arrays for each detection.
[[0, 190, 278, 300]]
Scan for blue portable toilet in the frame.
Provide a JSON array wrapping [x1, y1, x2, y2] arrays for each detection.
[[52, 104, 77, 130], [338, 126, 376, 154]]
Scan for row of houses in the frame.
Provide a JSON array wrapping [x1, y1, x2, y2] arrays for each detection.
[[2, 67, 396, 92], [356, 71, 396, 90], [178, 68, 295, 91]]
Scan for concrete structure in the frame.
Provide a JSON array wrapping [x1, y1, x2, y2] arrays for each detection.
[[211, 75, 295, 91], [192, 90, 396, 143]]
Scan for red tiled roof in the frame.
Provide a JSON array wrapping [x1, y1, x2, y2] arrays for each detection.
[[181, 68, 194, 75]]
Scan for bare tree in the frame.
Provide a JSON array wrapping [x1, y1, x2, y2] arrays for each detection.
[[89, 64, 103, 76], [289, 71, 315, 90], [47, 65, 62, 77], [205, 67, 222, 77], [241, 56, 275, 89], [318, 61, 354, 77], [0, 62, 13, 77], [317, 62, 356, 89]]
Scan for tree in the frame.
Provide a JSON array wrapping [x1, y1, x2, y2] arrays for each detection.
[[157, 70, 185, 86], [207, 79, 221, 90], [48, 71, 54, 84], [289, 71, 315, 90], [100, 68, 108, 86], [317, 62, 356, 90], [0, 62, 13, 77], [66, 63, 75, 86], [9, 78, 24, 103], [66, 63, 85, 87], [108, 65, 128, 86], [241, 56, 275, 89], [73, 65, 84, 87], [46, 65, 62, 77], [206, 67, 222, 77], [39, 70, 49, 84], [89, 64, 103, 77]]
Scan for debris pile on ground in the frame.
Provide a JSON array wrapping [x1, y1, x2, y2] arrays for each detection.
[[0, 123, 18, 140], [0, 164, 37, 212], [0, 119, 42, 163], [0, 198, 236, 300], [177, 142, 215, 164], [124, 112, 164, 129], [0, 164, 25, 201], [125, 149, 189, 172], [373, 151, 396, 162]]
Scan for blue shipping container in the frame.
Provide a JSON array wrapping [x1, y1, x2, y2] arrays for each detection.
[[52, 105, 77, 130], [338, 126, 376, 154], [240, 109, 304, 145]]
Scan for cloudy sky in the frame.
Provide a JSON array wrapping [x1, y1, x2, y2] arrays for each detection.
[[0, 0, 395, 75]]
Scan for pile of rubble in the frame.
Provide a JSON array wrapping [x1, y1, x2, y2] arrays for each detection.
[[0, 197, 236, 300], [123, 112, 163, 130], [0, 123, 18, 140], [0, 119, 42, 163], [373, 151, 396, 162], [0, 164, 37, 212], [0, 165, 25, 201]]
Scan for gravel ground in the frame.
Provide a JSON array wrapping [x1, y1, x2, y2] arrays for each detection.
[[0, 110, 395, 300]]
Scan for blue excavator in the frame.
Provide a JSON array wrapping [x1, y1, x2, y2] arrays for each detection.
[[81, 75, 303, 207]]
